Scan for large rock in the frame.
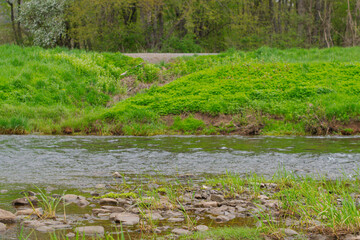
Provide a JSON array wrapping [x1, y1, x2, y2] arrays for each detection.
[[110, 213, 139, 226], [12, 197, 38, 206], [61, 194, 86, 204], [0, 223, 6, 232], [0, 209, 16, 223], [75, 226, 105, 236], [99, 198, 118, 206], [15, 208, 42, 217], [101, 206, 125, 213]]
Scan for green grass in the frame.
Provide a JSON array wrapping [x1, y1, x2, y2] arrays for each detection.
[[180, 227, 262, 240], [2, 45, 360, 135]]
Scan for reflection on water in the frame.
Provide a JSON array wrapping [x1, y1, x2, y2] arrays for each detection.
[[0, 135, 359, 189]]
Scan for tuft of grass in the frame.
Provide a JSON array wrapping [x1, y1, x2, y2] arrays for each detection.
[[180, 227, 262, 240]]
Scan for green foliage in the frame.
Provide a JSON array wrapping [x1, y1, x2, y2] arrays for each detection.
[[171, 116, 205, 132]]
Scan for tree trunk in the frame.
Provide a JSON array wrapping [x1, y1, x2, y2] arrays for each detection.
[[297, 0, 306, 39], [6, 0, 19, 44]]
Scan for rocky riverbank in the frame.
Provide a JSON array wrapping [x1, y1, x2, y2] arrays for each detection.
[[1, 172, 360, 239]]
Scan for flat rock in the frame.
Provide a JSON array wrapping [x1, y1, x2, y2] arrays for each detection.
[[77, 199, 90, 207], [195, 225, 209, 232], [0, 223, 6, 232], [51, 224, 72, 229], [0, 209, 16, 223], [202, 201, 219, 208], [15, 208, 42, 216], [12, 197, 38, 206], [110, 213, 139, 225], [215, 215, 230, 222], [100, 198, 118, 206], [92, 209, 111, 215], [36, 226, 55, 232], [168, 217, 184, 222], [210, 194, 225, 203], [75, 226, 104, 236], [23, 220, 45, 228], [62, 194, 85, 203], [0, 190, 8, 194], [344, 235, 360, 240], [280, 228, 299, 236], [66, 232, 76, 238], [171, 228, 191, 235], [145, 212, 163, 221], [101, 206, 125, 213]]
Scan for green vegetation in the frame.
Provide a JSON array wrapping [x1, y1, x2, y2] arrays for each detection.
[[181, 227, 262, 240], [1, 45, 360, 135]]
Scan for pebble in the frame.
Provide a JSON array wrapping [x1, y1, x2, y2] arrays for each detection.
[[195, 225, 209, 232], [0, 223, 6, 232], [171, 228, 191, 235]]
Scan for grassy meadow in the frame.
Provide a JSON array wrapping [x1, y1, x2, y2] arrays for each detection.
[[1, 45, 360, 135]]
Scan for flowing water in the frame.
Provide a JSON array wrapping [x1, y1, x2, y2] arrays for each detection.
[[1, 135, 360, 189]]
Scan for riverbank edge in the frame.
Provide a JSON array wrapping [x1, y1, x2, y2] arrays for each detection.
[[2, 170, 360, 240], [1, 113, 359, 136]]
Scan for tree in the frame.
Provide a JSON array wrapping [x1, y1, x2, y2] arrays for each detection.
[[19, 0, 67, 47]]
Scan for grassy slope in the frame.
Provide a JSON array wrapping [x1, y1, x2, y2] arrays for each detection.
[[104, 48, 360, 135], [1, 45, 360, 135]]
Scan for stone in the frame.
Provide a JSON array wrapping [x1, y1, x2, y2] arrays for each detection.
[[0, 209, 16, 223], [75, 226, 105, 236], [0, 190, 8, 194], [95, 184, 106, 189], [77, 199, 90, 207], [344, 235, 360, 240], [145, 212, 163, 221], [116, 198, 128, 207], [195, 225, 209, 232], [0, 223, 6, 232], [20, 191, 36, 196], [51, 224, 72, 229], [62, 194, 86, 203], [110, 213, 139, 226], [311, 234, 330, 240], [12, 197, 38, 206], [15, 208, 42, 216], [202, 201, 218, 208], [280, 228, 299, 236], [66, 232, 76, 238], [100, 198, 118, 206], [92, 209, 111, 215], [162, 210, 183, 218], [168, 217, 184, 222], [112, 172, 122, 178], [101, 206, 125, 213], [36, 226, 55, 232], [215, 215, 230, 222], [171, 228, 191, 235], [236, 206, 248, 212], [23, 220, 45, 228], [210, 194, 225, 203]]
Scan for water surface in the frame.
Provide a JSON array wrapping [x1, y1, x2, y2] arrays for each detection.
[[1, 135, 359, 189]]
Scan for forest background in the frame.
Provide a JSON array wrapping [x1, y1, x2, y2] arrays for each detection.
[[1, 0, 360, 52]]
